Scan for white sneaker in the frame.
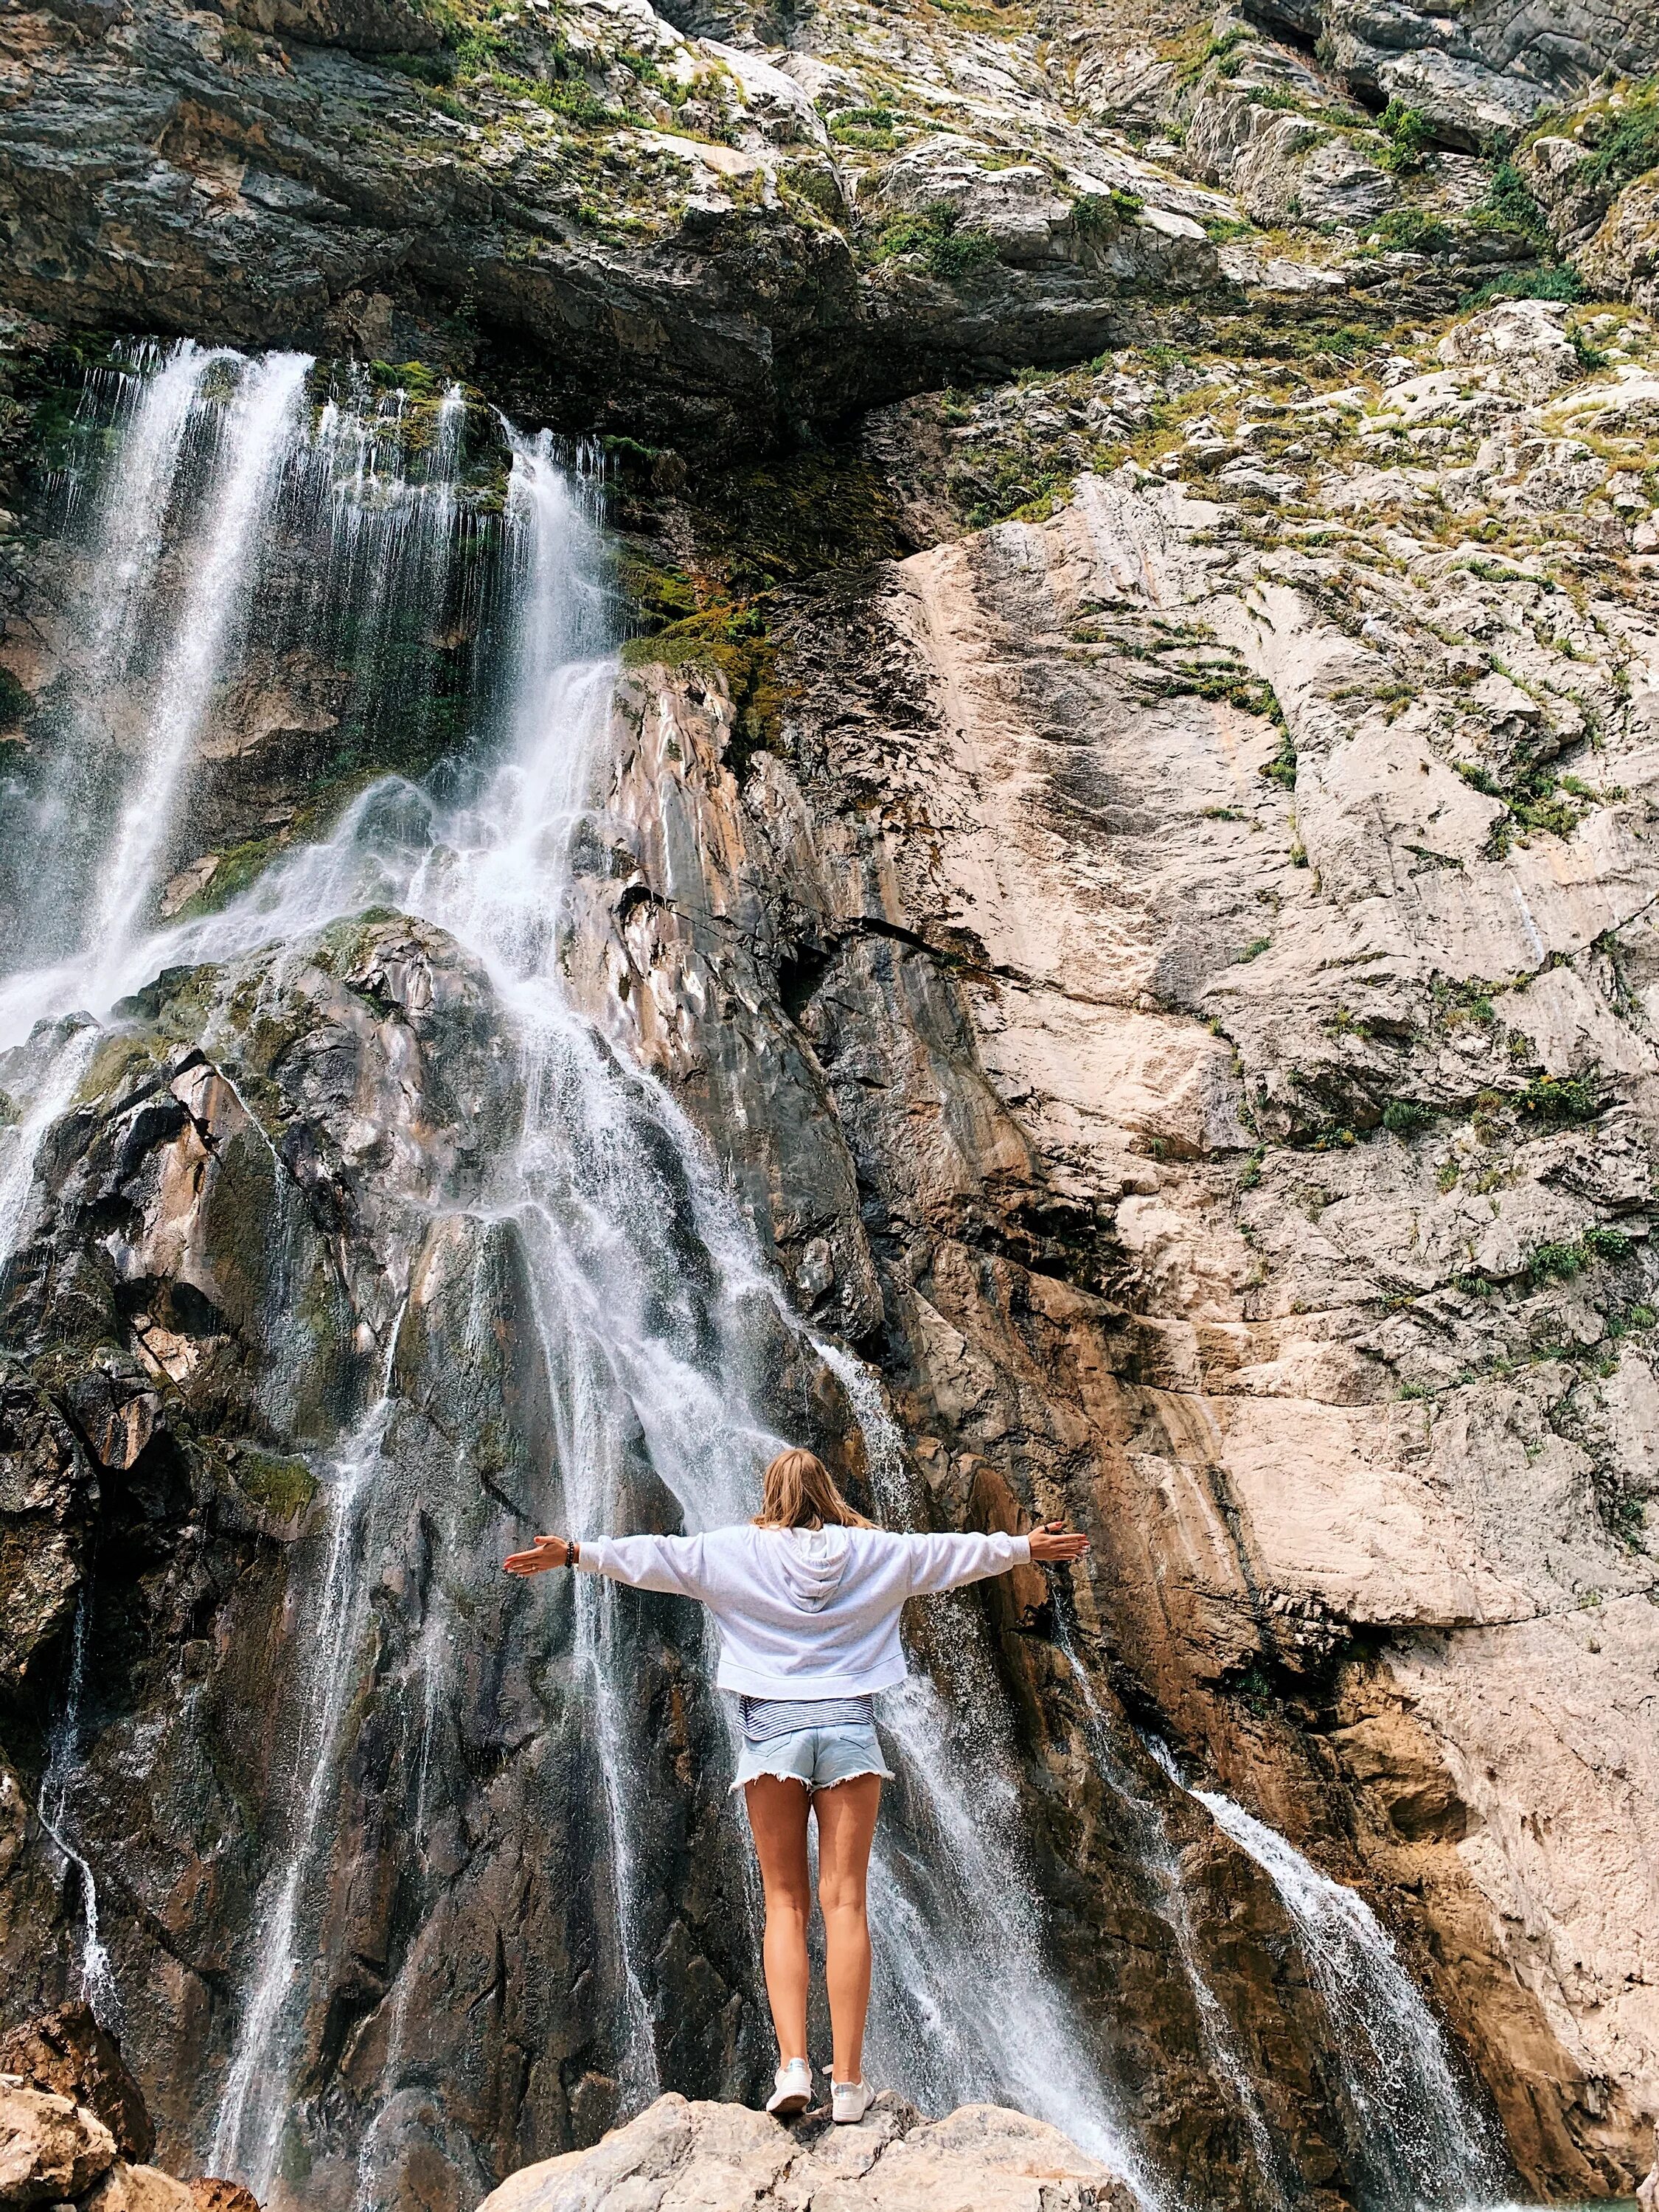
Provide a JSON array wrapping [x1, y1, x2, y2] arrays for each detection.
[[830, 2078, 874, 2124], [766, 2059, 813, 2116]]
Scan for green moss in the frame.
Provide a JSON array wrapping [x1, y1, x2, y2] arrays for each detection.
[[1576, 80, 1659, 198], [232, 1447, 319, 1521], [1478, 161, 1547, 246], [615, 551, 699, 628], [1460, 265, 1582, 307], [172, 771, 401, 924], [1370, 206, 1456, 256], [621, 605, 785, 779], [1260, 726, 1298, 789], [1074, 188, 1144, 231], [1455, 757, 1591, 849], [73, 1034, 161, 1110]]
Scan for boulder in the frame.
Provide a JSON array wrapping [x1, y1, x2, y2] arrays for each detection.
[[81, 2167, 196, 2212], [475, 2094, 1135, 2212], [0, 2006, 154, 2163], [0, 2084, 117, 2208]]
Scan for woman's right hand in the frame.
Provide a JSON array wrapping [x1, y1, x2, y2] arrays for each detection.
[[504, 1534, 573, 1576], [1028, 1520, 1090, 1563]]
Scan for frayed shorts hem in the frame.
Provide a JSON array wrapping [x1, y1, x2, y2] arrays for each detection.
[[730, 1722, 893, 1795]]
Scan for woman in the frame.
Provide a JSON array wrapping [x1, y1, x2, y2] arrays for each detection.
[[503, 1447, 1089, 2126]]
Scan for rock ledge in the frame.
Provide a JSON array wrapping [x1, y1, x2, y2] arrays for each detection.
[[476, 2093, 1133, 2212]]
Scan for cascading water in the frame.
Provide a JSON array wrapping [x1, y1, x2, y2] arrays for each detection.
[[1, 352, 1147, 2205], [1044, 1610, 1289, 2211], [1192, 1787, 1506, 2211], [1140, 1738, 1507, 2211], [35, 1585, 122, 2030]]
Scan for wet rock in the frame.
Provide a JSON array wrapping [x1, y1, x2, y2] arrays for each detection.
[[0, 2005, 155, 2163], [476, 2094, 1135, 2212], [0, 2084, 117, 2207], [0, 1363, 97, 1694]]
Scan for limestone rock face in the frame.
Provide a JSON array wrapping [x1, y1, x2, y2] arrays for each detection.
[[476, 2095, 1133, 2212], [1245, 0, 1657, 147]]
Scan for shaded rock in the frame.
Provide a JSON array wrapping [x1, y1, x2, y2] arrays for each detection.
[[476, 2094, 1135, 2212], [0, 2084, 117, 2208], [0, 2006, 154, 2163], [0, 1363, 97, 1694], [220, 0, 444, 50]]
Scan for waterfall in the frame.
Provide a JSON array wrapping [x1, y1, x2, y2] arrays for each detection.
[[1191, 1787, 1506, 2210], [210, 1384, 400, 2188], [1, 355, 1144, 2196], [1043, 1613, 1289, 2210], [89, 352, 313, 967], [1142, 1738, 1506, 2211], [2, 341, 226, 979], [35, 1584, 122, 2029]]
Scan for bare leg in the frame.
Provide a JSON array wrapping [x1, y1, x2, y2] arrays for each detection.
[[743, 1776, 813, 2065], [814, 1774, 881, 2084]]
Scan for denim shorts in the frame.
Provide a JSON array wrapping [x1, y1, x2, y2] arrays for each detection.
[[731, 1722, 894, 1794]]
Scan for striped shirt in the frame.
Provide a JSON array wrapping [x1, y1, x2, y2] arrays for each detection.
[[740, 1693, 877, 1743]]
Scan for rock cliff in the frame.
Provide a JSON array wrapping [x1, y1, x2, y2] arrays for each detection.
[[1, 0, 1659, 2202]]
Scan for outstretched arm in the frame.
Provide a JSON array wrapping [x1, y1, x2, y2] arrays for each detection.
[[502, 1531, 712, 1598], [904, 1519, 1088, 1596]]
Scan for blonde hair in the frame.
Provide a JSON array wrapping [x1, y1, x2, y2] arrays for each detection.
[[754, 1447, 874, 1531]]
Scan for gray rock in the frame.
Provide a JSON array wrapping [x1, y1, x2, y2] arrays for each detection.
[[476, 2094, 1136, 2212]]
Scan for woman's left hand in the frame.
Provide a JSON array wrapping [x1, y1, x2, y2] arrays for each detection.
[[503, 1534, 572, 1576]]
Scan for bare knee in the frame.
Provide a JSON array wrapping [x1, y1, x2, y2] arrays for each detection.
[[764, 1879, 813, 1928], [818, 1878, 869, 1924]]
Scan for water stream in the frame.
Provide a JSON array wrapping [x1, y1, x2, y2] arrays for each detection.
[[1191, 1781, 1506, 2211], [35, 1583, 122, 2029]]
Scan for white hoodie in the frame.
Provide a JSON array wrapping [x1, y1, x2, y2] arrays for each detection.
[[576, 1523, 1032, 1697]]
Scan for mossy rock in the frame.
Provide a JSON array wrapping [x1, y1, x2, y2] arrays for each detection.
[[110, 964, 223, 1039], [230, 1445, 319, 1521], [72, 1032, 163, 1110]]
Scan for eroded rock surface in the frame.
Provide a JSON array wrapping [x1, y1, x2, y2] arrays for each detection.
[[476, 2095, 1134, 2212]]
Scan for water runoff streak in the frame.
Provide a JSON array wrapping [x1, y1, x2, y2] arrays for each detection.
[[1, 350, 1146, 2201], [1140, 1738, 1506, 2211]]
